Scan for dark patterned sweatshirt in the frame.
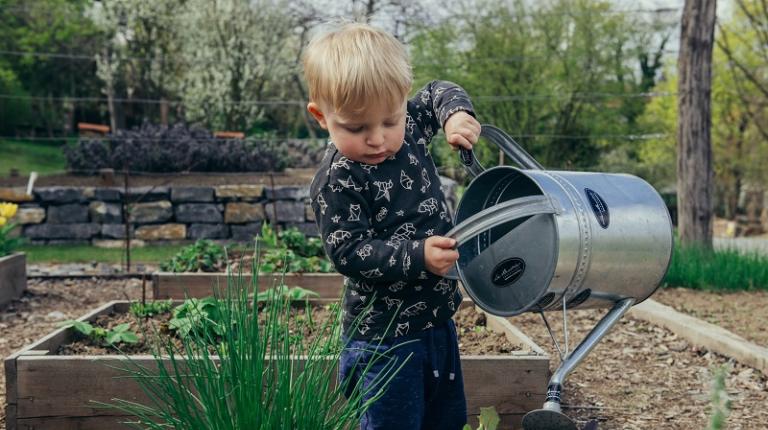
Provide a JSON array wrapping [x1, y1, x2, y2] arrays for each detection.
[[309, 80, 475, 340]]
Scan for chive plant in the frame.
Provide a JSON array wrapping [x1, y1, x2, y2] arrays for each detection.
[[100, 244, 410, 429]]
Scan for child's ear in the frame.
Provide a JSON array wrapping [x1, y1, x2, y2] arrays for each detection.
[[307, 102, 328, 129]]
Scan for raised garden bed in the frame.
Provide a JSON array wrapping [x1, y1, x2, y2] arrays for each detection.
[[152, 271, 345, 299], [5, 299, 549, 430], [0, 253, 26, 308]]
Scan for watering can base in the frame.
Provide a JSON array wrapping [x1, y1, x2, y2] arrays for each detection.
[[522, 409, 578, 430]]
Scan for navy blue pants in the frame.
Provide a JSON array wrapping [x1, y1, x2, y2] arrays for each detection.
[[339, 319, 467, 430]]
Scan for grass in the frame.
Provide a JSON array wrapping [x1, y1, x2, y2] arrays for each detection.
[[19, 244, 186, 264], [0, 139, 68, 176], [663, 241, 768, 291]]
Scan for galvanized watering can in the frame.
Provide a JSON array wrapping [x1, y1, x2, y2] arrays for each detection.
[[445, 125, 673, 430]]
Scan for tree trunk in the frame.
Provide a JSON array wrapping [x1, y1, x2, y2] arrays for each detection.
[[676, 0, 717, 248]]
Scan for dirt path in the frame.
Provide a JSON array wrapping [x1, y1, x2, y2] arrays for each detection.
[[510, 303, 768, 429]]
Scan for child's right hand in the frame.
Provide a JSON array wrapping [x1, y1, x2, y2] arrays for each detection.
[[424, 236, 459, 276]]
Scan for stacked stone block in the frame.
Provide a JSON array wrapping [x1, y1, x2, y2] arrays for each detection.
[[2, 184, 314, 245], [1, 177, 456, 245]]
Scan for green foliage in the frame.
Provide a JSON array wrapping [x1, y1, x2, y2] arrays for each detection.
[[0, 202, 22, 257], [256, 285, 319, 302], [0, 139, 68, 176], [0, 223, 22, 258], [259, 221, 279, 249], [0, 0, 105, 133], [412, 0, 675, 173], [168, 297, 224, 338], [59, 320, 139, 346], [99, 266, 407, 429], [256, 224, 332, 273], [259, 248, 334, 274], [159, 240, 225, 273], [663, 242, 768, 291], [278, 226, 325, 258], [129, 300, 174, 318], [0, 66, 33, 133], [708, 364, 731, 430], [462, 406, 500, 430]]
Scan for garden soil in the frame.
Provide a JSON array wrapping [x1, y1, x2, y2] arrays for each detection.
[[1, 279, 767, 429], [55, 300, 523, 356]]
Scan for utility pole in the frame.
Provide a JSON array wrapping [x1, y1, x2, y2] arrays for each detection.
[[676, 0, 717, 247]]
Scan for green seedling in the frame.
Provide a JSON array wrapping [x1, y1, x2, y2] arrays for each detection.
[[160, 240, 225, 273], [463, 406, 500, 430], [59, 320, 139, 346], [169, 297, 224, 339], [130, 299, 174, 318]]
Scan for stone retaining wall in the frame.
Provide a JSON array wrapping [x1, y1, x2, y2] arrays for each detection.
[[1, 178, 457, 245]]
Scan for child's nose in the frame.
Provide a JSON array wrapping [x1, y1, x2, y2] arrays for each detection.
[[367, 128, 386, 147]]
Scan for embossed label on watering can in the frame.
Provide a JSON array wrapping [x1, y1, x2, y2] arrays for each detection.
[[491, 258, 525, 287], [585, 188, 610, 229]]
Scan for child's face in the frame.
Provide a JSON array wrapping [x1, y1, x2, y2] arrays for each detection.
[[308, 99, 407, 165]]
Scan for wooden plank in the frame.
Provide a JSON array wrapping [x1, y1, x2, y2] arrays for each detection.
[[630, 299, 768, 373], [15, 414, 525, 430], [0, 253, 26, 308], [15, 355, 159, 418], [14, 354, 547, 420], [462, 355, 548, 414], [4, 355, 18, 430], [16, 415, 137, 430], [152, 272, 345, 299]]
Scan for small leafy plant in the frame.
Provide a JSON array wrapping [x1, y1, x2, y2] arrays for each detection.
[[278, 226, 325, 258], [708, 364, 731, 430], [129, 299, 174, 318], [0, 202, 22, 257], [59, 320, 139, 346], [259, 221, 279, 249], [259, 248, 334, 273], [463, 406, 500, 430], [168, 297, 224, 338], [160, 239, 225, 272]]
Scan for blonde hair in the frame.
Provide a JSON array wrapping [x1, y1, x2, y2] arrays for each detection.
[[302, 22, 412, 114]]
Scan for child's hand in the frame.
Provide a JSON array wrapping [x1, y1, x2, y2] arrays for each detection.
[[424, 236, 459, 276], [444, 111, 481, 151]]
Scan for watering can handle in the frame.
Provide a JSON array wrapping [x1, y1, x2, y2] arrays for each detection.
[[459, 124, 544, 178], [446, 195, 558, 247]]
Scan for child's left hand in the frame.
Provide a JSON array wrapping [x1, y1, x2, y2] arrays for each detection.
[[444, 111, 481, 151]]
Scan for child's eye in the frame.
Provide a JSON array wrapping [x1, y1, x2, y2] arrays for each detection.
[[345, 126, 363, 133], [384, 122, 397, 127]]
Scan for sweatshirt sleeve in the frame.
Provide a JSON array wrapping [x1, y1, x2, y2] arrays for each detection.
[[408, 80, 476, 144], [310, 157, 427, 282]]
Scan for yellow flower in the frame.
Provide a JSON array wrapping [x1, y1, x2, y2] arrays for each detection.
[[0, 202, 18, 219], [0, 216, 6, 227]]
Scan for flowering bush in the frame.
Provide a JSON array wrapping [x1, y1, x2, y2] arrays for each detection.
[[0, 202, 21, 257]]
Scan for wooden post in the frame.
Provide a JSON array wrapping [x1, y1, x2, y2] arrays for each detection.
[[676, 0, 717, 247], [160, 98, 169, 126]]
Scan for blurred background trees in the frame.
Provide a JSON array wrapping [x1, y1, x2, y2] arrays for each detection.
[[0, 0, 766, 235]]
